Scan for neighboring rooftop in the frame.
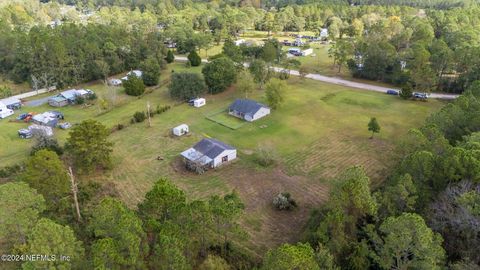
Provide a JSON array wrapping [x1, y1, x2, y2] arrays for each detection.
[[193, 138, 235, 159], [229, 99, 269, 116]]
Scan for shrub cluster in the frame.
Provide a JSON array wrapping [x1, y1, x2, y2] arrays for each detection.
[[131, 105, 171, 124], [273, 192, 297, 210]]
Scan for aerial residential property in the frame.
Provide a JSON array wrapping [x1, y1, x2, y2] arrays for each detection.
[[0, 0, 476, 269]]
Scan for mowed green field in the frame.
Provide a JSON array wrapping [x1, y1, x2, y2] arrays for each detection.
[[0, 62, 444, 255]]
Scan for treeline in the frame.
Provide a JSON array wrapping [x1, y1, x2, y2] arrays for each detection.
[[48, 0, 477, 9], [327, 5, 480, 93], [300, 81, 480, 269], [351, 0, 475, 9], [0, 21, 166, 89]]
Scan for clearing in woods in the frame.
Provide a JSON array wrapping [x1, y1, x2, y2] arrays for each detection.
[[0, 63, 444, 256]]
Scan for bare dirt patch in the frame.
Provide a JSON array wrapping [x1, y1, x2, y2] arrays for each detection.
[[204, 163, 330, 256]]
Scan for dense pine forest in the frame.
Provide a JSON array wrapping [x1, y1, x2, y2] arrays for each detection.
[[1, 0, 480, 269]]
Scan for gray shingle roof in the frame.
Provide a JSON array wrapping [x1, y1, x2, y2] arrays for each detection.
[[229, 99, 268, 116], [193, 138, 235, 159]]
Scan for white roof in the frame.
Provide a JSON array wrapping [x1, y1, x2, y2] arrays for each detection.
[[0, 101, 6, 108], [29, 124, 53, 136], [0, 97, 21, 105], [194, 98, 205, 101], [32, 112, 57, 124], [76, 89, 89, 95], [181, 148, 212, 166], [174, 124, 188, 130], [127, 70, 142, 77]]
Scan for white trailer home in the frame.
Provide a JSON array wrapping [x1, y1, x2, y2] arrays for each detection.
[[0, 102, 14, 119]]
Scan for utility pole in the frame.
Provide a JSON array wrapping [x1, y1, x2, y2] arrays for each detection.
[[68, 167, 82, 222], [147, 101, 152, 127]]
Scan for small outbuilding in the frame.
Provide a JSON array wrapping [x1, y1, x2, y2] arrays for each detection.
[[181, 138, 236, 170], [302, 48, 313, 56], [172, 124, 189, 136], [49, 96, 69, 107], [228, 99, 270, 122]]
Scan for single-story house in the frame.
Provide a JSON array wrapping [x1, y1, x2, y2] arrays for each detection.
[[0, 97, 22, 110], [181, 138, 236, 169], [32, 111, 62, 127], [76, 89, 93, 98], [172, 124, 189, 136], [59, 89, 79, 103], [49, 89, 94, 107], [49, 96, 69, 107], [0, 102, 14, 119], [121, 70, 142, 81], [228, 99, 271, 122]]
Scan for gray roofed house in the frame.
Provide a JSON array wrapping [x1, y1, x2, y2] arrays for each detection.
[[181, 138, 237, 170], [228, 99, 271, 122], [60, 89, 79, 102]]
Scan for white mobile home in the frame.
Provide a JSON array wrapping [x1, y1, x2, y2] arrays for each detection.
[[0, 102, 14, 119]]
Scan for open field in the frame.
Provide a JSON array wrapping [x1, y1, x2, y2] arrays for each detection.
[[0, 62, 444, 256]]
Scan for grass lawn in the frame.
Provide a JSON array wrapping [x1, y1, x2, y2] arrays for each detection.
[[206, 109, 246, 130], [0, 62, 445, 256]]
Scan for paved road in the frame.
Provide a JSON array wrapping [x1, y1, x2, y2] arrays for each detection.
[[174, 56, 459, 100], [24, 96, 52, 107]]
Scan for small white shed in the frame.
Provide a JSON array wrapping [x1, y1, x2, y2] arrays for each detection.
[[193, 98, 206, 108], [173, 124, 189, 136]]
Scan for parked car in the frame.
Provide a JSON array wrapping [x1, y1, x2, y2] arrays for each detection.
[[413, 92, 428, 100], [109, 78, 122, 86], [58, 122, 72, 129], [49, 111, 64, 120], [386, 89, 399, 95], [288, 48, 302, 56], [17, 113, 28, 120], [18, 129, 32, 139]]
